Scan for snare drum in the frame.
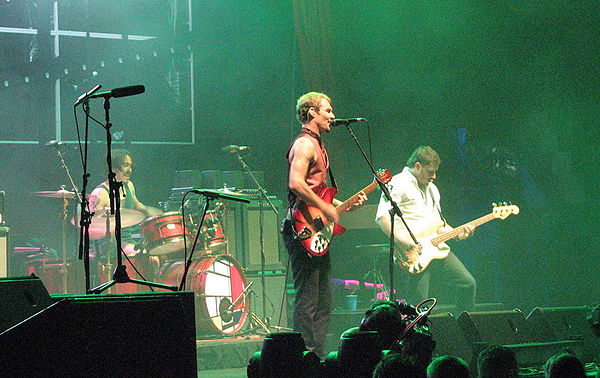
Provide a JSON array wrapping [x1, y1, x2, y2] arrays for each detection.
[[140, 212, 191, 255], [157, 254, 250, 336]]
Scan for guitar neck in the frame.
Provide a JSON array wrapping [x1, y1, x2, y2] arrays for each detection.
[[335, 180, 379, 214], [431, 213, 496, 245]]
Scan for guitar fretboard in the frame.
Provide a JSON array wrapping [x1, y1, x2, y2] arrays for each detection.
[[336, 180, 379, 214], [431, 213, 496, 245]]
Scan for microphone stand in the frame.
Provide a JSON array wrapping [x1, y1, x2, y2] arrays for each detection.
[[178, 190, 250, 291], [53, 145, 82, 293], [89, 96, 176, 294], [76, 99, 95, 294], [342, 124, 418, 301], [233, 150, 279, 329]]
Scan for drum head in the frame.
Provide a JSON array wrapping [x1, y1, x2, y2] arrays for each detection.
[[156, 254, 250, 336]]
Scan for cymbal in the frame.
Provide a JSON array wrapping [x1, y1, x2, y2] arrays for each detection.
[[33, 189, 76, 199]]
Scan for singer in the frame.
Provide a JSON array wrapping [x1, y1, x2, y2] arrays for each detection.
[[281, 92, 367, 358]]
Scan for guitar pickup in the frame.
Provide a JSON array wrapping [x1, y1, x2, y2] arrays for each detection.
[[295, 227, 312, 241], [313, 216, 325, 231]]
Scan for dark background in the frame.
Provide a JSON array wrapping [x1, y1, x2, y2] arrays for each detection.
[[1, 1, 598, 312]]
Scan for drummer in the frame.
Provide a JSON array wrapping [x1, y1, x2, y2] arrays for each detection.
[[89, 149, 162, 257]]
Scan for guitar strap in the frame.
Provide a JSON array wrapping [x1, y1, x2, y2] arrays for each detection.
[[429, 186, 447, 226]]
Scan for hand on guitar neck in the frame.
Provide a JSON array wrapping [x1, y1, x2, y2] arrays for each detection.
[[439, 223, 475, 240]]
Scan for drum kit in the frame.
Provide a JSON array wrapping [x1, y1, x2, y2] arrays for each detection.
[[31, 187, 255, 336]]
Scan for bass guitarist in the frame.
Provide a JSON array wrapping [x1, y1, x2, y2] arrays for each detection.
[[375, 146, 476, 314], [282, 92, 367, 357]]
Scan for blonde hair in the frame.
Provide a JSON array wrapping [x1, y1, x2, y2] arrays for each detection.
[[295, 92, 331, 124]]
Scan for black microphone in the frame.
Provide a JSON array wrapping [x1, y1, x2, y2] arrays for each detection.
[[74, 84, 102, 106], [332, 118, 367, 126], [88, 85, 145, 100], [221, 145, 250, 153], [44, 140, 64, 148]]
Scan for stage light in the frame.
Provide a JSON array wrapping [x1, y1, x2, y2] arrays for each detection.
[[247, 332, 320, 378], [322, 327, 384, 377]]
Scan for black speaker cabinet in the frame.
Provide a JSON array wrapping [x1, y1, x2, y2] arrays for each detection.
[[0, 291, 197, 376], [527, 306, 599, 363], [457, 309, 537, 346], [0, 275, 53, 333], [428, 312, 473, 363], [458, 309, 584, 368], [0, 227, 8, 278], [222, 197, 284, 270]]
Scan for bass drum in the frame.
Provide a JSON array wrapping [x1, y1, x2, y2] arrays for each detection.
[[157, 254, 250, 336]]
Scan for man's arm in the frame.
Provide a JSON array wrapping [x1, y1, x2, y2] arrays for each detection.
[[128, 182, 162, 217], [288, 137, 339, 223]]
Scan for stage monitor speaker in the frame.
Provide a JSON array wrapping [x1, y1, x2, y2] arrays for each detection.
[[222, 198, 284, 270], [246, 270, 288, 329], [456, 309, 584, 369], [428, 312, 474, 364], [526, 306, 599, 363], [0, 291, 197, 376], [0, 226, 7, 278], [0, 275, 53, 333], [457, 309, 539, 346]]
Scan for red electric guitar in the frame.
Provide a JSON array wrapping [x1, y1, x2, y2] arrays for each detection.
[[291, 169, 392, 256]]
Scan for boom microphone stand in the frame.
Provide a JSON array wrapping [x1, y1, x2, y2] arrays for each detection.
[[340, 121, 418, 301], [89, 94, 176, 294]]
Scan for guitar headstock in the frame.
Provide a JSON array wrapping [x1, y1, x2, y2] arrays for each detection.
[[375, 169, 393, 185], [491, 202, 520, 219]]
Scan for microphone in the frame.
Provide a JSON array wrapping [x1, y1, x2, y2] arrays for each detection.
[[221, 145, 250, 153], [73, 84, 102, 106], [44, 140, 64, 148], [88, 85, 145, 100], [332, 118, 367, 126]]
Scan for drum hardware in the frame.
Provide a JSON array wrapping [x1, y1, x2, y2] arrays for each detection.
[[225, 147, 281, 329], [352, 244, 390, 298], [32, 185, 79, 293]]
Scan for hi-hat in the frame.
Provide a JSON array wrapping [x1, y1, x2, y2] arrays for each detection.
[[33, 189, 76, 199]]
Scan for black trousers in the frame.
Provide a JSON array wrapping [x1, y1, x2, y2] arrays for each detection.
[[282, 221, 332, 358], [405, 251, 476, 314]]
